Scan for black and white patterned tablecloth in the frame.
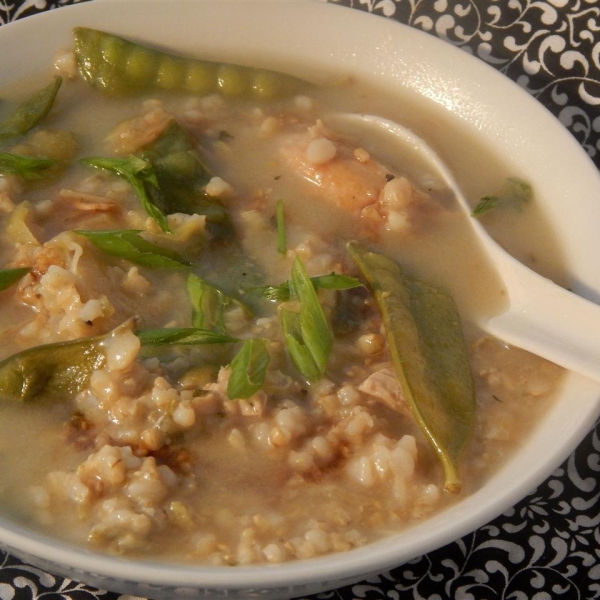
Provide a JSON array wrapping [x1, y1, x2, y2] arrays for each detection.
[[1, 1, 600, 599]]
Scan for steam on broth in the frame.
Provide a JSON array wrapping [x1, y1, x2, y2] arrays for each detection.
[[0, 29, 563, 564]]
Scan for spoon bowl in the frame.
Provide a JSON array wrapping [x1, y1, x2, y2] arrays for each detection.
[[329, 113, 600, 382]]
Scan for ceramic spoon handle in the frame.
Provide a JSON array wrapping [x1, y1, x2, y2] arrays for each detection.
[[484, 251, 600, 383]]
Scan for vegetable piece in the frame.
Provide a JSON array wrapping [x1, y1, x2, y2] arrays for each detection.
[[73, 27, 305, 99], [0, 325, 238, 403], [348, 242, 475, 494], [280, 256, 333, 382], [136, 328, 238, 346], [471, 177, 533, 217], [0, 267, 30, 292], [276, 199, 287, 255], [74, 229, 191, 269], [0, 152, 57, 180], [227, 338, 270, 399], [0, 76, 62, 144], [250, 273, 363, 302], [80, 155, 170, 232], [0, 335, 106, 403], [187, 273, 248, 331], [139, 121, 231, 239]]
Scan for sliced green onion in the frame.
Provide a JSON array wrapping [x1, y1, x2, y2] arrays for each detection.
[[74, 229, 191, 269], [136, 327, 238, 346], [249, 273, 363, 303], [280, 256, 333, 381], [80, 155, 170, 232], [227, 338, 270, 399], [0, 267, 31, 292]]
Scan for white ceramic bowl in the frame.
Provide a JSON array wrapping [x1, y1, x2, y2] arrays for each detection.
[[1, 2, 600, 599]]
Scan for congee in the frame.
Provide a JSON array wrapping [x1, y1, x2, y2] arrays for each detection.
[[0, 29, 562, 565]]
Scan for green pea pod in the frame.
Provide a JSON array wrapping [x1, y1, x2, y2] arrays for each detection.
[[348, 242, 475, 494], [0, 76, 62, 144], [74, 27, 305, 99], [0, 324, 238, 403], [139, 121, 232, 238], [0, 335, 106, 403]]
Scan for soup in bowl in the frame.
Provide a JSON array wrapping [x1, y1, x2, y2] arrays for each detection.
[[0, 2, 599, 599]]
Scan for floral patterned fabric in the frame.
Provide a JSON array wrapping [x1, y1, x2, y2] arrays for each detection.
[[0, 1, 599, 599]]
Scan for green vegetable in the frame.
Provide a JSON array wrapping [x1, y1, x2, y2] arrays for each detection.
[[74, 27, 305, 99], [348, 242, 475, 494], [0, 76, 62, 144], [276, 199, 287, 255], [187, 273, 248, 332], [136, 328, 238, 346], [74, 229, 191, 269], [250, 273, 363, 302], [280, 256, 333, 382], [0, 335, 106, 403], [80, 155, 169, 232], [0, 325, 237, 403], [471, 177, 533, 217], [0, 153, 57, 180], [139, 121, 231, 239], [0, 267, 30, 292], [227, 338, 270, 399]]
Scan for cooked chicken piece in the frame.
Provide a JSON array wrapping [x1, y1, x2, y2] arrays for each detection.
[[358, 367, 408, 413]]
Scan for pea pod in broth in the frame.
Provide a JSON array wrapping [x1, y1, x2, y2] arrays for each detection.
[[0, 335, 106, 403], [0, 76, 62, 144], [73, 27, 305, 99], [0, 325, 238, 403], [348, 242, 475, 494]]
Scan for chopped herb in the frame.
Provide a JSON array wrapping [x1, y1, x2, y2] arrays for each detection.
[[471, 177, 533, 217], [276, 199, 287, 255], [471, 195, 499, 217], [0, 153, 57, 180], [80, 155, 170, 232], [74, 229, 191, 269], [0, 267, 30, 291], [227, 338, 270, 399]]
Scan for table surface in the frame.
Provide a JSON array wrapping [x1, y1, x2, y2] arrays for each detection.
[[1, 1, 600, 599]]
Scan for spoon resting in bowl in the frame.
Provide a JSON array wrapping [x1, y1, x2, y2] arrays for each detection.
[[328, 113, 600, 383]]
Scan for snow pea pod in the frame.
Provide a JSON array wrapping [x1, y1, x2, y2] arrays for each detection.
[[348, 242, 475, 494], [0, 335, 106, 403], [0, 324, 238, 403], [0, 76, 62, 144], [74, 27, 305, 99]]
